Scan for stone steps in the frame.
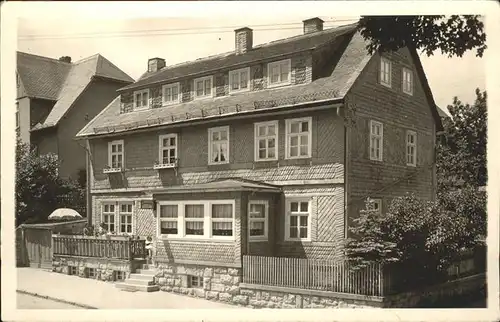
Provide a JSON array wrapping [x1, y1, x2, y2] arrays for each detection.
[[115, 263, 158, 292]]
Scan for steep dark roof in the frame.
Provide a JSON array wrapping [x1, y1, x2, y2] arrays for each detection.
[[77, 28, 370, 138], [17, 52, 135, 131], [120, 23, 359, 92]]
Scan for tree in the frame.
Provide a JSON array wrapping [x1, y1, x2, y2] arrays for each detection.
[[16, 140, 81, 226], [358, 16, 486, 58], [437, 89, 487, 189]]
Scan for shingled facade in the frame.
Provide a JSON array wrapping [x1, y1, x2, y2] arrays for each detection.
[[76, 18, 443, 270]]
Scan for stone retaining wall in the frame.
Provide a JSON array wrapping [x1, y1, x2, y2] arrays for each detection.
[[52, 255, 141, 282], [153, 261, 382, 308]]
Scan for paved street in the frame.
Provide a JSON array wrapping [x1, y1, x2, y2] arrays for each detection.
[[17, 293, 84, 309], [17, 268, 240, 309]]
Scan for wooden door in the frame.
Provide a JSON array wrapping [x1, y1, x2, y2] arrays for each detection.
[[25, 228, 52, 269]]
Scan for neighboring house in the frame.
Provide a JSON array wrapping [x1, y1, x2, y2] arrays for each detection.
[[76, 18, 443, 270], [16, 52, 135, 181]]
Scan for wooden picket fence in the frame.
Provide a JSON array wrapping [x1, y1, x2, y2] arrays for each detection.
[[242, 255, 387, 296]]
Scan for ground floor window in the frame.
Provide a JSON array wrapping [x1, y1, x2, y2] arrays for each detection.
[[157, 200, 235, 240], [114, 271, 126, 281], [100, 201, 135, 234], [86, 267, 96, 278], [285, 198, 311, 241], [68, 266, 77, 276], [248, 200, 268, 241]]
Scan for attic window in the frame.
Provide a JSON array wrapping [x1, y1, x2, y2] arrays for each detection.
[[229, 67, 250, 93], [133, 89, 150, 111], [379, 57, 392, 88], [194, 76, 213, 99], [268, 59, 291, 88], [402, 68, 413, 95], [162, 83, 180, 105]]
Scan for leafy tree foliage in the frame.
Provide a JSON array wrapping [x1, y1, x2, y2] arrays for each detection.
[[358, 16, 486, 58], [437, 89, 487, 189], [16, 140, 83, 226]]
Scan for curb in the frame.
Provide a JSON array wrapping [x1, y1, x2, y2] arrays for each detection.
[[16, 289, 98, 309]]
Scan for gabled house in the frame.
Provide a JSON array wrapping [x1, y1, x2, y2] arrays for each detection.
[[75, 18, 443, 285], [16, 52, 135, 181]]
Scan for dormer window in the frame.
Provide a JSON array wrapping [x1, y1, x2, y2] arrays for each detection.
[[162, 83, 180, 105], [133, 89, 149, 111], [267, 59, 291, 88], [229, 67, 250, 93], [194, 76, 213, 99]]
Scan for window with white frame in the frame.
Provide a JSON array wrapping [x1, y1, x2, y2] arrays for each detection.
[[406, 130, 417, 166], [208, 126, 229, 165], [108, 140, 124, 169], [229, 67, 250, 93], [211, 204, 233, 236], [159, 134, 177, 165], [369, 121, 383, 161], [16, 103, 20, 130], [248, 201, 268, 240], [286, 117, 312, 159], [159, 204, 178, 235], [402, 67, 413, 95], [254, 121, 278, 161], [133, 89, 149, 110], [185, 204, 205, 236], [102, 203, 116, 233], [380, 57, 392, 87], [268, 59, 291, 87], [162, 83, 180, 105], [194, 76, 213, 99], [370, 198, 382, 214], [157, 200, 235, 240], [118, 203, 133, 234], [286, 199, 311, 241]]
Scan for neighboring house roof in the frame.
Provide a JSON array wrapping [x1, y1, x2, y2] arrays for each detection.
[[77, 25, 368, 138], [17, 52, 135, 131], [437, 105, 451, 118], [120, 23, 359, 92], [76, 21, 443, 138]]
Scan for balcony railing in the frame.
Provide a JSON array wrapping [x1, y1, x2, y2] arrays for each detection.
[[53, 235, 146, 260]]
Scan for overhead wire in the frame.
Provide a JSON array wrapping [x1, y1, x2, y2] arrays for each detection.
[[18, 18, 359, 41]]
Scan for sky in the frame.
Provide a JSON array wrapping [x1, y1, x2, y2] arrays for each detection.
[[17, 15, 486, 114]]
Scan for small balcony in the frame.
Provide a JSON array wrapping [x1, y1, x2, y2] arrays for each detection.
[[103, 166, 123, 174], [153, 158, 178, 170]]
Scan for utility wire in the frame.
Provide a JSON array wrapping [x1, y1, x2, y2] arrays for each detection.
[[18, 19, 359, 41]]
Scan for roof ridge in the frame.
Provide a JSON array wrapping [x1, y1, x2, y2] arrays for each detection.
[[73, 53, 100, 65], [138, 22, 358, 82], [17, 51, 73, 65]]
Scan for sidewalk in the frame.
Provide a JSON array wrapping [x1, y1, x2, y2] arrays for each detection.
[[17, 268, 240, 309]]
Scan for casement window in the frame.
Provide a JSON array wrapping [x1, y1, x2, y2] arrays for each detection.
[[185, 204, 205, 236], [101, 204, 116, 233], [248, 200, 268, 241], [254, 121, 278, 161], [208, 126, 229, 165], [118, 203, 133, 234], [379, 57, 392, 88], [108, 140, 124, 169], [229, 67, 250, 93], [268, 59, 291, 87], [285, 117, 312, 159], [162, 83, 180, 105], [158, 134, 178, 165], [285, 198, 311, 241], [406, 130, 417, 166], [369, 198, 382, 214], [189, 275, 202, 288], [194, 76, 213, 99], [369, 121, 383, 161], [157, 200, 235, 240], [159, 204, 179, 236], [133, 89, 149, 110], [402, 67, 414, 95], [101, 201, 134, 234]]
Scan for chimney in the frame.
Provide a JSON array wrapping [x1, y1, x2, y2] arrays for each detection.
[[148, 57, 166, 73], [303, 17, 324, 34], [234, 27, 253, 55], [59, 56, 72, 63]]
